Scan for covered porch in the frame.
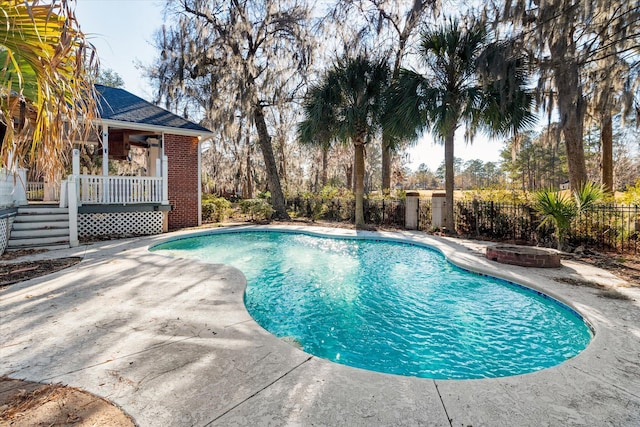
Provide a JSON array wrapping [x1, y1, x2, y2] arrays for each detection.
[[3, 84, 213, 250], [71, 125, 169, 206]]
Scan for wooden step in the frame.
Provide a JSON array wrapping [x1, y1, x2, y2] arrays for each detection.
[[5, 243, 70, 251], [10, 228, 69, 239], [17, 206, 68, 215], [12, 220, 69, 230], [14, 214, 69, 222], [7, 235, 70, 248]]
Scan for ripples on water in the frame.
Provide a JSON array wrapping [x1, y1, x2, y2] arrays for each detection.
[[152, 231, 592, 379]]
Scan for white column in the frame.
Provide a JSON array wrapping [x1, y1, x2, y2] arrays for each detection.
[[60, 148, 80, 208], [431, 193, 446, 228], [0, 169, 12, 207], [101, 127, 109, 176], [162, 155, 169, 205], [405, 192, 419, 230], [67, 175, 79, 247], [148, 138, 160, 177], [102, 127, 109, 203], [72, 148, 80, 175], [197, 137, 202, 226], [59, 180, 67, 208], [14, 168, 27, 206]]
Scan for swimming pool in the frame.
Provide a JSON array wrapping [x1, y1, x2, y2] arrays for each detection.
[[151, 229, 592, 379]]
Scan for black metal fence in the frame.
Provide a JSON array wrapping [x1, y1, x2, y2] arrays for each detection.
[[364, 199, 406, 226], [287, 197, 354, 222], [286, 197, 406, 227], [417, 199, 432, 231], [455, 201, 639, 254], [570, 205, 640, 253], [284, 196, 639, 254], [455, 201, 554, 245]]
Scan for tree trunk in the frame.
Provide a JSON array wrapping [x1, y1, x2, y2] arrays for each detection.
[[556, 63, 588, 191], [381, 139, 391, 191], [321, 146, 328, 187], [551, 141, 557, 189], [562, 120, 588, 190], [444, 130, 455, 232], [352, 162, 357, 193], [600, 110, 613, 193], [278, 136, 287, 186], [354, 140, 366, 228], [345, 164, 353, 190], [253, 104, 289, 219], [313, 167, 318, 193], [245, 139, 253, 199]]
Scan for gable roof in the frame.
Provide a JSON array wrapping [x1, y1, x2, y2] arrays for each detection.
[[95, 84, 213, 137]]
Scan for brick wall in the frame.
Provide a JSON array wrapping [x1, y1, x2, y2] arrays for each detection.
[[164, 134, 200, 229]]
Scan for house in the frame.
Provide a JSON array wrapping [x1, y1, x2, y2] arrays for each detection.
[[0, 85, 213, 251]]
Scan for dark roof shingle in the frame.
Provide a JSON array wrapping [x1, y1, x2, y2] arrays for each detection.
[[96, 85, 212, 135]]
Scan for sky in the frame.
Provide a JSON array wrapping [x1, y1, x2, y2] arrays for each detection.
[[75, 0, 164, 100], [74, 0, 506, 172]]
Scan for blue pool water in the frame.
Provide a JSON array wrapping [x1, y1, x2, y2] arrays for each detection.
[[151, 230, 592, 379]]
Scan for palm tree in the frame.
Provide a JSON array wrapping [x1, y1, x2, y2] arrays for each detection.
[[298, 84, 336, 189], [0, 0, 97, 184], [298, 55, 390, 227], [388, 19, 534, 232]]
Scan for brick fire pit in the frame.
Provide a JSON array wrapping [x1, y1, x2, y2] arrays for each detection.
[[486, 245, 561, 268]]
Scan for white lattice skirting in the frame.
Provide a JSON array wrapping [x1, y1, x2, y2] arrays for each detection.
[[79, 211, 164, 237], [0, 216, 10, 254]]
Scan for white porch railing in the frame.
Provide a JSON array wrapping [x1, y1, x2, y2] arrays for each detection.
[[78, 175, 163, 204], [26, 182, 45, 201]]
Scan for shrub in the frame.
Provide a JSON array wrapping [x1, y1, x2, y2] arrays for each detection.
[[462, 188, 531, 204], [239, 198, 274, 221], [201, 195, 233, 222], [319, 185, 340, 199], [293, 187, 355, 221], [619, 180, 640, 205]]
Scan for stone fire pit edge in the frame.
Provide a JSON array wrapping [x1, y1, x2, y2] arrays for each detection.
[[485, 244, 562, 268]]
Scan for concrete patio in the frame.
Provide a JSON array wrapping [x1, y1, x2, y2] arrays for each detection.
[[1, 225, 639, 426]]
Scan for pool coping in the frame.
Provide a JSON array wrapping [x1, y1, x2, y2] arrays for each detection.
[[1, 224, 639, 426]]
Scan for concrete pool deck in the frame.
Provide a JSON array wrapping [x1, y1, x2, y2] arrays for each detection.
[[1, 225, 639, 426]]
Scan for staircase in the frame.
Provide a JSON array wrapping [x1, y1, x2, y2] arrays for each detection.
[[7, 204, 70, 250]]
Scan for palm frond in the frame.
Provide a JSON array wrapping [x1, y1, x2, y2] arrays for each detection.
[[383, 69, 431, 141], [0, 0, 98, 182], [574, 181, 604, 213], [533, 188, 576, 248]]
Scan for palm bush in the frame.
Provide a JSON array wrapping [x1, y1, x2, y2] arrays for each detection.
[[533, 190, 575, 250], [534, 182, 604, 250], [574, 181, 604, 211]]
